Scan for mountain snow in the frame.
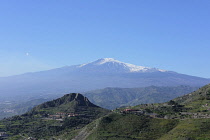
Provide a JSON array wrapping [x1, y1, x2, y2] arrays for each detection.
[[78, 58, 166, 73]]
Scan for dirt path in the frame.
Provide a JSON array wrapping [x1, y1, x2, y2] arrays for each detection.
[[71, 126, 90, 140], [71, 117, 102, 140]]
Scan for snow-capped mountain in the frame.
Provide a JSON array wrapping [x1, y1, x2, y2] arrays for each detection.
[[0, 58, 210, 100], [77, 58, 166, 73]]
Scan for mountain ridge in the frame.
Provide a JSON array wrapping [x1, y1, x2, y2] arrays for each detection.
[[32, 93, 99, 111], [77, 58, 167, 73], [84, 85, 199, 109]]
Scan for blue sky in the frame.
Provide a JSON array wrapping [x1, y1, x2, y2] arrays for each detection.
[[0, 0, 210, 78]]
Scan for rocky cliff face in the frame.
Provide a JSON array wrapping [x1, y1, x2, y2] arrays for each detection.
[[32, 93, 99, 112]]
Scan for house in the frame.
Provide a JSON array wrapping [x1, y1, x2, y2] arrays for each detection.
[[121, 109, 144, 114], [47, 112, 80, 120]]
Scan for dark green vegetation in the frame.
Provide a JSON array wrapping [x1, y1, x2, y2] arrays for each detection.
[[0, 93, 109, 139], [84, 85, 198, 109]]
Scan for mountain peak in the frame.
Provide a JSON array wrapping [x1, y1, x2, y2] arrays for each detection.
[[95, 58, 120, 64], [78, 58, 166, 73], [32, 93, 98, 111]]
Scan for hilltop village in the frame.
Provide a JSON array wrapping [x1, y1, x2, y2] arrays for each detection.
[[117, 100, 210, 120], [43, 112, 82, 121]]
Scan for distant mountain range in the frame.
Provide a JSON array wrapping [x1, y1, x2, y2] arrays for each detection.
[[0, 58, 209, 101], [84, 85, 199, 109]]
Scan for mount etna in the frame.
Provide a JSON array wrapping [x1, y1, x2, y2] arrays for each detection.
[[0, 58, 209, 101]]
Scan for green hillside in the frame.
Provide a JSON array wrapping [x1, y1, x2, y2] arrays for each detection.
[[81, 113, 210, 140], [84, 86, 198, 109], [71, 84, 210, 140], [86, 113, 178, 140], [174, 84, 210, 113], [0, 93, 109, 139]]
